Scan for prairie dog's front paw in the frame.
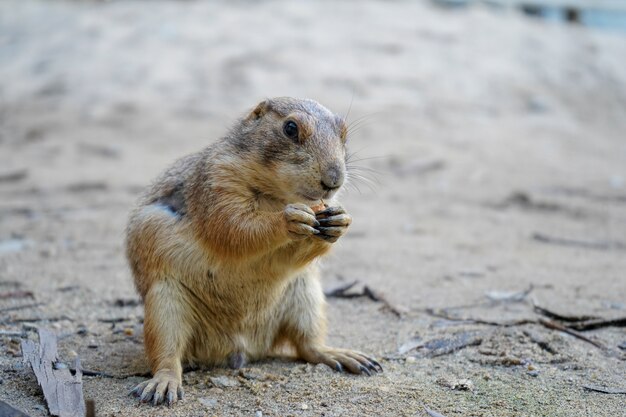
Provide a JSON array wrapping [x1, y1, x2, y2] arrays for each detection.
[[314, 206, 352, 243], [284, 203, 320, 240], [129, 369, 183, 406]]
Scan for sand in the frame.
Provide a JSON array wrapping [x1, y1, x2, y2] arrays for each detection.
[[1, 1, 625, 416]]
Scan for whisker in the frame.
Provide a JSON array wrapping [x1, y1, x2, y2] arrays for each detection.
[[347, 172, 378, 192], [346, 155, 388, 164], [350, 179, 377, 194], [346, 119, 374, 135], [346, 124, 378, 139], [346, 165, 383, 177], [346, 162, 382, 174], [352, 172, 378, 187], [346, 111, 382, 127], [346, 113, 372, 128], [343, 91, 355, 121], [345, 112, 383, 135], [346, 115, 375, 128], [344, 176, 363, 195], [341, 113, 384, 197], [346, 148, 375, 162]]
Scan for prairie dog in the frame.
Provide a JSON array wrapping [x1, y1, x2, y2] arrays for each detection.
[[126, 97, 381, 406]]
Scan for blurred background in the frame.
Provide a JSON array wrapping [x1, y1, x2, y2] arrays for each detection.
[[1, 1, 625, 416]]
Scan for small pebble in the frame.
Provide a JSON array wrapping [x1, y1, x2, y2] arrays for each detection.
[[198, 397, 217, 408], [314, 363, 333, 374], [209, 375, 240, 388], [452, 379, 473, 391], [527, 370, 540, 377], [6, 343, 21, 357], [301, 403, 309, 410], [405, 356, 416, 364], [527, 364, 536, 371], [439, 378, 474, 391], [0, 238, 27, 254], [255, 411, 263, 417], [206, 387, 223, 395], [123, 328, 134, 336], [240, 369, 267, 380]]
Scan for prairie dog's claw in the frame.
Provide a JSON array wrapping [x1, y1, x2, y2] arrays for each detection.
[[317, 214, 352, 227], [285, 203, 320, 240], [301, 346, 382, 376], [314, 206, 351, 243], [131, 371, 182, 406]]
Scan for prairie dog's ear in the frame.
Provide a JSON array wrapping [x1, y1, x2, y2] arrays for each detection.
[[246, 99, 271, 121]]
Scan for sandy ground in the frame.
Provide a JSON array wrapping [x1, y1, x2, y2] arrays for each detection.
[[1, 1, 626, 416]]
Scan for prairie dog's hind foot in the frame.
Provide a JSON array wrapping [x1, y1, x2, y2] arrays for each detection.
[[299, 346, 382, 375], [228, 351, 247, 369], [129, 369, 183, 406]]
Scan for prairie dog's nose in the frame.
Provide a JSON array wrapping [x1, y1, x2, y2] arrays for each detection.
[[321, 166, 344, 191]]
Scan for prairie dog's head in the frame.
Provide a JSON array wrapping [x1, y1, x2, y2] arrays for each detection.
[[234, 97, 348, 204]]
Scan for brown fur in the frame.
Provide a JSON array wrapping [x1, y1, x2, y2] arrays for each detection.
[[126, 97, 381, 406]]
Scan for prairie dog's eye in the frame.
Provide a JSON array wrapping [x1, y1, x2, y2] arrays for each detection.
[[283, 121, 299, 140]]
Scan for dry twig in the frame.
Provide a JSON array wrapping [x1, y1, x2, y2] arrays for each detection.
[[538, 319, 606, 350], [425, 308, 536, 327], [85, 400, 95, 417], [325, 281, 403, 317], [21, 329, 86, 417], [0, 302, 46, 313], [98, 317, 129, 324], [582, 385, 626, 395], [533, 302, 626, 331], [423, 405, 447, 417], [4, 315, 72, 324], [420, 332, 483, 357], [532, 232, 626, 251], [532, 304, 598, 322], [567, 317, 626, 331], [324, 280, 360, 298], [424, 308, 607, 350], [0, 290, 34, 299]]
